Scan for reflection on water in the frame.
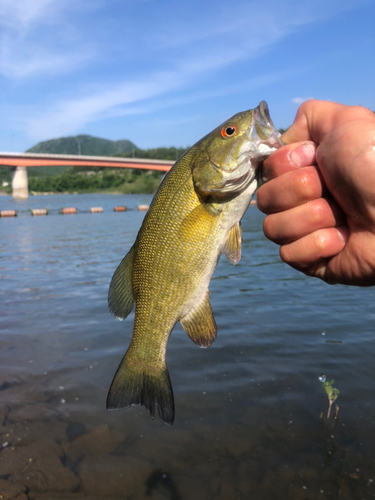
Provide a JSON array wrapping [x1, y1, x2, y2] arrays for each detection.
[[0, 193, 375, 499]]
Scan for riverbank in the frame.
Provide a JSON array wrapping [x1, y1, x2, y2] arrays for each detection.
[[26, 168, 162, 195]]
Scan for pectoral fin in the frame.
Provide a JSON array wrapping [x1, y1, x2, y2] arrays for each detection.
[[222, 222, 242, 265], [108, 246, 135, 320], [180, 291, 217, 348]]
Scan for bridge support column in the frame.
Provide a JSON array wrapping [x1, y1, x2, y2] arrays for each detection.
[[12, 166, 29, 200]]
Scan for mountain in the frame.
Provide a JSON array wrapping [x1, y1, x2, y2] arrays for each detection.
[[26, 134, 137, 157]]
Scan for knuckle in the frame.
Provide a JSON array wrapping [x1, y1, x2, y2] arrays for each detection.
[[314, 230, 329, 253], [256, 190, 266, 212], [308, 199, 326, 225], [263, 215, 286, 244], [263, 216, 276, 240], [299, 99, 317, 112], [279, 245, 293, 265], [351, 105, 375, 121], [296, 168, 319, 200]]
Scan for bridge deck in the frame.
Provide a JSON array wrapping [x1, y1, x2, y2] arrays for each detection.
[[0, 152, 174, 171]]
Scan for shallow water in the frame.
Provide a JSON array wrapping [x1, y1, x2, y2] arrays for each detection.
[[0, 193, 374, 500]]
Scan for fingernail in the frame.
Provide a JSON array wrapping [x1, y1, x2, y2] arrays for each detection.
[[291, 143, 315, 167]]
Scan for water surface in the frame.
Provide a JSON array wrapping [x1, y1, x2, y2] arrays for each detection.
[[1, 193, 374, 499]]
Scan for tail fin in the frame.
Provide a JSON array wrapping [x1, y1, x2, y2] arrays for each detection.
[[106, 352, 175, 426]]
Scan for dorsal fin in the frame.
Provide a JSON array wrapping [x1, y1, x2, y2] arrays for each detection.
[[222, 222, 242, 265], [108, 246, 135, 320], [180, 291, 217, 348]]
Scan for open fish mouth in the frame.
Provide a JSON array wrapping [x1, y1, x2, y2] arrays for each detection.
[[194, 101, 283, 198], [221, 102, 283, 194], [255, 101, 276, 135], [252, 100, 284, 147]]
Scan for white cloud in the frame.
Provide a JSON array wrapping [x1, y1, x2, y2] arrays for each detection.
[[25, 69, 190, 139], [0, 0, 60, 31], [0, 0, 95, 79], [0, 39, 93, 79], [24, 64, 300, 142], [1, 0, 368, 141]]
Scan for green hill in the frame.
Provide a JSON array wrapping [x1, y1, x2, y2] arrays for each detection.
[[25, 134, 138, 178], [26, 134, 137, 157]]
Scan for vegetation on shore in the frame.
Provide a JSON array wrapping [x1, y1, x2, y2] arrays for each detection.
[[118, 146, 187, 162], [25, 143, 188, 194], [1, 134, 187, 194], [2, 124, 294, 195], [27, 167, 163, 195]]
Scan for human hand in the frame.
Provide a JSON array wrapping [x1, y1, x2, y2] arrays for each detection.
[[257, 100, 375, 286]]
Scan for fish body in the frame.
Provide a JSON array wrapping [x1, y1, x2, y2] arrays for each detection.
[[107, 101, 282, 424]]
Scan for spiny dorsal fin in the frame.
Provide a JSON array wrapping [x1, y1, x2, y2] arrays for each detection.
[[222, 222, 242, 265], [108, 246, 135, 320], [180, 291, 217, 348]]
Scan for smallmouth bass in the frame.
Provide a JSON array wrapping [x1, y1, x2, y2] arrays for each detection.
[[107, 101, 282, 425]]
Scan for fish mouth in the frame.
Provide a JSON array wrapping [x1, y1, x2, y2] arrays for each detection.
[[195, 101, 283, 198], [252, 101, 285, 148], [222, 101, 283, 192]]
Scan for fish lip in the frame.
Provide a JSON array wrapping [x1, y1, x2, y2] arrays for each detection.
[[257, 101, 276, 130], [253, 100, 285, 146]]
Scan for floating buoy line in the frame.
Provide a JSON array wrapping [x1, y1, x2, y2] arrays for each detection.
[[0, 205, 149, 218], [1, 200, 256, 218]]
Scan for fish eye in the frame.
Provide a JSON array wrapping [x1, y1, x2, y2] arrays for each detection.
[[221, 125, 238, 138]]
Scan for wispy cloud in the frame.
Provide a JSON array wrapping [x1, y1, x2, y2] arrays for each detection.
[[1, 0, 371, 146], [0, 40, 93, 79], [0, 0, 95, 79], [25, 68, 299, 140], [19, 0, 332, 140], [0, 0, 60, 31]]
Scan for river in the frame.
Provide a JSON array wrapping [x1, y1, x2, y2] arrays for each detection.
[[0, 193, 374, 499]]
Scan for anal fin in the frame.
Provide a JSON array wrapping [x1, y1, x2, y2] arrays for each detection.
[[180, 291, 217, 348], [108, 246, 135, 320], [222, 222, 242, 265]]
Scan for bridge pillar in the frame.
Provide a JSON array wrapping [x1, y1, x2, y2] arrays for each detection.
[[12, 166, 29, 200]]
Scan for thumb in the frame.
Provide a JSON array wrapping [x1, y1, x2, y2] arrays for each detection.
[[281, 100, 350, 145]]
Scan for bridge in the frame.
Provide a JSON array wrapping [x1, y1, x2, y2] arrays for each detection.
[[0, 152, 175, 199]]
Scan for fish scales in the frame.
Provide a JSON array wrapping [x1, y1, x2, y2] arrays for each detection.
[[107, 101, 283, 424]]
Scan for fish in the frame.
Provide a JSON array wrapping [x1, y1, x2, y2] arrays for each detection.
[[107, 101, 282, 425]]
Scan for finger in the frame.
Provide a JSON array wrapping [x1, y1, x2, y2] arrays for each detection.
[[262, 141, 316, 182], [257, 166, 325, 214], [280, 99, 371, 145], [263, 197, 346, 245], [279, 226, 348, 272]]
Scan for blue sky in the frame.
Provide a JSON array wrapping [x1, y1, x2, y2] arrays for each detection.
[[0, 0, 374, 152]]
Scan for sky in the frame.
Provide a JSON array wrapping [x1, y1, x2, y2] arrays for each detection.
[[0, 0, 374, 152]]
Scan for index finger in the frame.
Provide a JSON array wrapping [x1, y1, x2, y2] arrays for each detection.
[[280, 99, 373, 144], [262, 141, 316, 182]]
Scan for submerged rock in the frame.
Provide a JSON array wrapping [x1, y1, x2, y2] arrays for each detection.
[[63, 424, 125, 462], [0, 478, 27, 500], [0, 441, 80, 493], [78, 456, 153, 497]]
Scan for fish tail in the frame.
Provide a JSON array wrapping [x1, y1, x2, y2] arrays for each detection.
[[106, 351, 175, 426]]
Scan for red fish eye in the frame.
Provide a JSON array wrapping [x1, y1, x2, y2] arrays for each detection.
[[221, 125, 237, 138]]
